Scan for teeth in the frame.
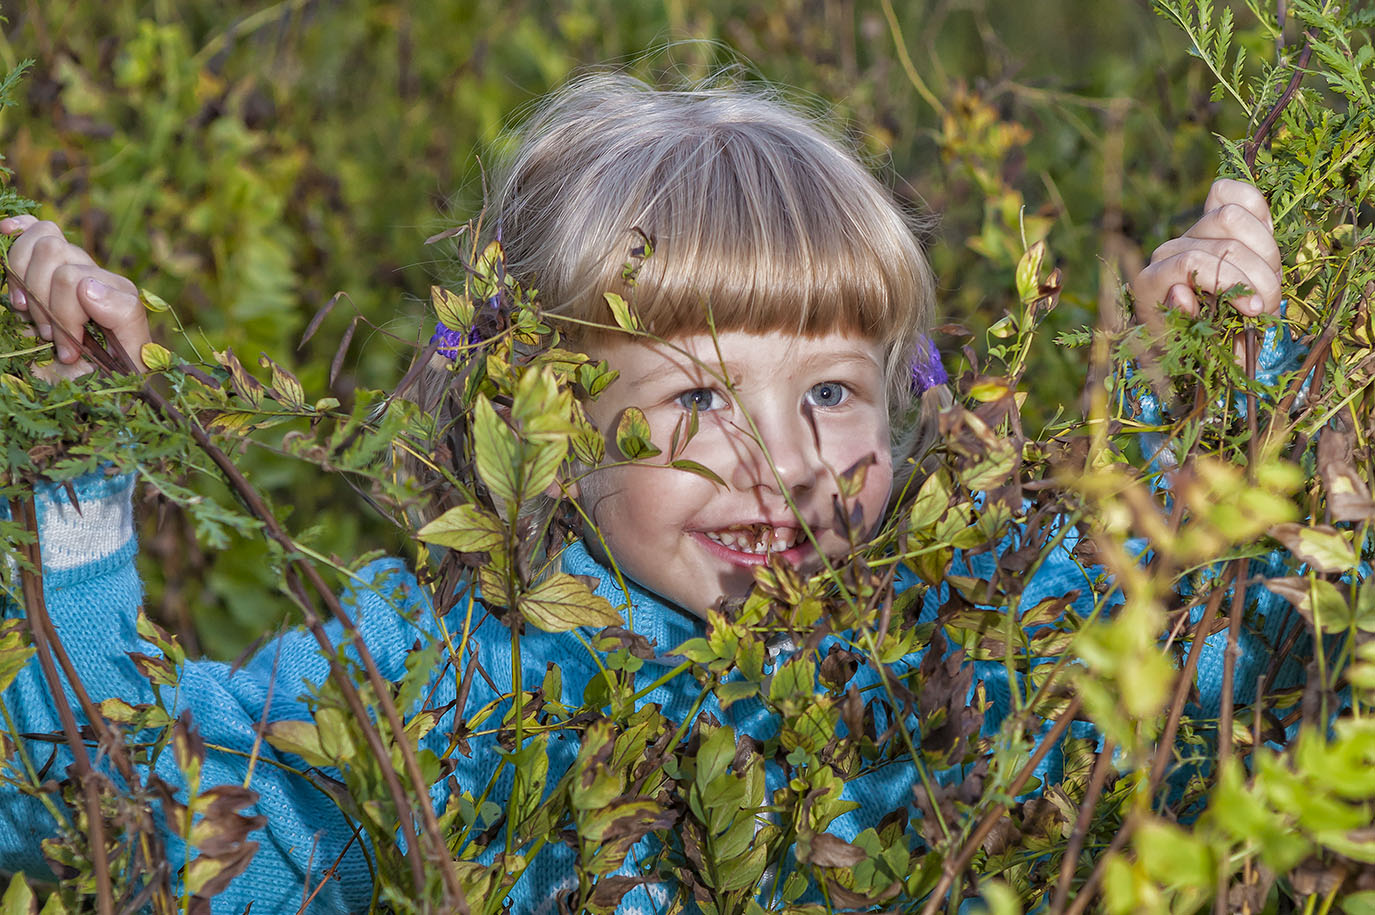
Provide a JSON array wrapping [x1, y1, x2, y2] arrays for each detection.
[[704, 524, 802, 555]]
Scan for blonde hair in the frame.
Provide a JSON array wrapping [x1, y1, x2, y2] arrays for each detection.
[[491, 73, 936, 416], [409, 73, 943, 524]]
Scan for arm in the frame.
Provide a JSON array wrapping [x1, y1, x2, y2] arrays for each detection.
[[1, 474, 437, 912]]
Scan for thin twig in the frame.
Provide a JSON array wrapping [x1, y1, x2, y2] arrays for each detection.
[[11, 496, 114, 915], [918, 696, 1083, 915], [1243, 31, 1317, 172], [1147, 567, 1233, 793], [1050, 737, 1117, 911]]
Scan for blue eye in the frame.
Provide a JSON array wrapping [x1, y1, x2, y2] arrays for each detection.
[[806, 381, 847, 407], [677, 388, 720, 411]]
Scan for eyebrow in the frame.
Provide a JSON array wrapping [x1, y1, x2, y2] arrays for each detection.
[[624, 346, 880, 389]]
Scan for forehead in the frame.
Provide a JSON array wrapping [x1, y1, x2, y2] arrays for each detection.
[[593, 331, 884, 385]]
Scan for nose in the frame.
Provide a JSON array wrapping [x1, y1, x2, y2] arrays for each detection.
[[729, 402, 826, 496]]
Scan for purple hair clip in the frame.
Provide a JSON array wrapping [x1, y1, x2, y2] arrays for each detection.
[[430, 221, 507, 359], [429, 322, 483, 359], [908, 333, 948, 394]]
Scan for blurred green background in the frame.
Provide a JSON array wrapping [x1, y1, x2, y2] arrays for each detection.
[[0, 0, 1254, 656]]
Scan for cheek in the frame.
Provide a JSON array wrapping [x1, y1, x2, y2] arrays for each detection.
[[823, 412, 893, 524]]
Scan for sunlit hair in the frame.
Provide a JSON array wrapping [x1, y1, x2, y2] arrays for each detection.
[[408, 73, 945, 529], [489, 73, 937, 419]]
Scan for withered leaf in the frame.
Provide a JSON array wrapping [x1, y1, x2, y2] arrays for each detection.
[[806, 832, 867, 868]]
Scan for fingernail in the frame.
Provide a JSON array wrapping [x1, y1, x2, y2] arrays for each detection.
[[37, 324, 51, 340], [10, 288, 24, 307], [57, 344, 72, 362], [1243, 294, 1262, 315], [84, 279, 108, 300]]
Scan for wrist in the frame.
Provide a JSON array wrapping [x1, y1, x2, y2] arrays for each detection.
[[30, 471, 137, 578]]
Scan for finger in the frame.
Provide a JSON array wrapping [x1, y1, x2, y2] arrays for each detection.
[[5, 220, 69, 283], [10, 231, 96, 338], [0, 214, 39, 236], [1165, 283, 1198, 317], [1184, 203, 1282, 277], [77, 273, 150, 369], [47, 263, 94, 363], [1140, 239, 1282, 316], [1203, 179, 1273, 233], [5, 219, 65, 313], [27, 241, 98, 358]]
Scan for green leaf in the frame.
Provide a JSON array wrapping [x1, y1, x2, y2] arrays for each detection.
[[1265, 577, 1352, 633], [669, 459, 724, 487], [694, 725, 736, 790], [1015, 240, 1046, 302], [473, 395, 522, 507], [517, 573, 622, 632], [417, 503, 506, 553], [615, 406, 660, 460], [0, 873, 35, 915]]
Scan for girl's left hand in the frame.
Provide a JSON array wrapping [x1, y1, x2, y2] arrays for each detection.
[[1132, 178, 1282, 320]]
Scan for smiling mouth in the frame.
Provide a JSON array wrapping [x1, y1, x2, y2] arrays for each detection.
[[701, 523, 805, 556]]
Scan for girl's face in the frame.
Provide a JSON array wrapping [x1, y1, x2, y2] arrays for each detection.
[[574, 330, 893, 618]]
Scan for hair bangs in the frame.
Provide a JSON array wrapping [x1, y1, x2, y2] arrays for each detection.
[[494, 77, 933, 369]]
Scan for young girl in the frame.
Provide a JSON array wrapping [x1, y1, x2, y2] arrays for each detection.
[[0, 75, 1285, 913]]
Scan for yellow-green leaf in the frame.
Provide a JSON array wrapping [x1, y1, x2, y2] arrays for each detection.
[[0, 622, 33, 695], [264, 720, 334, 768], [184, 854, 228, 896], [517, 573, 622, 633], [967, 379, 1009, 402], [988, 314, 1017, 339], [432, 284, 473, 330], [1270, 523, 1357, 573], [1, 872, 36, 915], [603, 292, 643, 333], [267, 361, 305, 411], [1265, 576, 1352, 633], [1015, 240, 1046, 302], [139, 287, 171, 313], [669, 459, 724, 487], [141, 342, 173, 372], [417, 503, 506, 554], [908, 470, 952, 530]]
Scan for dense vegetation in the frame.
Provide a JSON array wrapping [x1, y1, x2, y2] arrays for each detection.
[[0, 0, 1373, 912]]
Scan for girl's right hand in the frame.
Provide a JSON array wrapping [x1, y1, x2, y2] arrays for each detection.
[[1, 215, 149, 380]]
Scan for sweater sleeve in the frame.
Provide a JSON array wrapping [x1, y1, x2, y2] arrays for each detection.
[[0, 472, 443, 914]]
